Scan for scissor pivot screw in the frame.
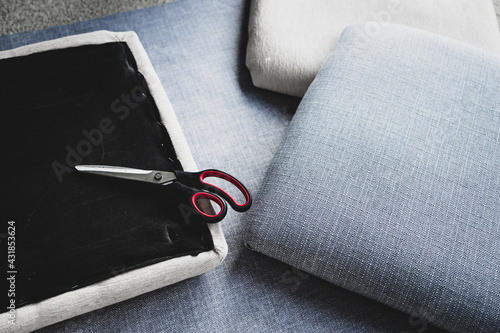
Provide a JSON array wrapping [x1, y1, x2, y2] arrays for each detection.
[[154, 173, 162, 181]]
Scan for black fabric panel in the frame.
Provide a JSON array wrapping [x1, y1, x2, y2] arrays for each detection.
[[1, 42, 214, 310]]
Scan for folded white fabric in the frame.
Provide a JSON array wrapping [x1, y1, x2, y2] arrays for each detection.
[[246, 0, 500, 97]]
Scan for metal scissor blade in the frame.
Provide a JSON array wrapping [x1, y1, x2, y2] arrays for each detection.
[[75, 165, 177, 185]]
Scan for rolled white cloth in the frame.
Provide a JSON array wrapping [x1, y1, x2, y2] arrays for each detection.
[[246, 0, 500, 97]]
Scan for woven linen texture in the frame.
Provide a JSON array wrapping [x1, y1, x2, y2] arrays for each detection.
[[246, 23, 500, 333]]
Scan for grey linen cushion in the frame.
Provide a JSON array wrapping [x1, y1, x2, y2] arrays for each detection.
[[245, 23, 500, 333]]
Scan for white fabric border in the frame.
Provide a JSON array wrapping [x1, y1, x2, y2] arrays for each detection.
[[0, 30, 227, 333]]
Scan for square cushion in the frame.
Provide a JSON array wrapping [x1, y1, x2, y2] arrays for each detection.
[[245, 23, 500, 333], [0, 30, 227, 333]]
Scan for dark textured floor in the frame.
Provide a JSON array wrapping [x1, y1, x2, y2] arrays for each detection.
[[1, 0, 500, 37], [0, 0, 175, 36]]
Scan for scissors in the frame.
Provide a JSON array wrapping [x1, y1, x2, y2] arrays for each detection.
[[75, 165, 252, 223]]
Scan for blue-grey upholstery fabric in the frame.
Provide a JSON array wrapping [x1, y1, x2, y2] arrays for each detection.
[[1, 1, 444, 332], [245, 23, 500, 333]]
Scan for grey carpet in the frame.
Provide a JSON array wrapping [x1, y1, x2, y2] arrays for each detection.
[[0, 0, 175, 36], [1, 0, 500, 37], [2, 0, 500, 37]]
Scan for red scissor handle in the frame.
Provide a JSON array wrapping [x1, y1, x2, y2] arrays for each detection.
[[191, 191, 227, 223], [199, 170, 251, 212], [175, 169, 252, 213]]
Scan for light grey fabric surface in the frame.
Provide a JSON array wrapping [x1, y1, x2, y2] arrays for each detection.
[[246, 0, 500, 97], [246, 23, 500, 333]]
